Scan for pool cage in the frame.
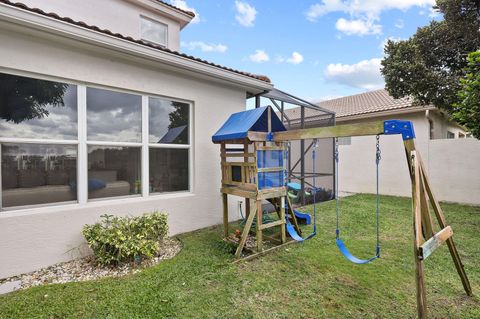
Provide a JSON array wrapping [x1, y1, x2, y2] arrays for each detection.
[[248, 88, 336, 205]]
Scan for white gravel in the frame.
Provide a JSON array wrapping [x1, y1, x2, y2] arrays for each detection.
[[0, 237, 182, 293]]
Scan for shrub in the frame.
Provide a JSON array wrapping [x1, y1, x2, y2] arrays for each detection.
[[83, 212, 168, 266]]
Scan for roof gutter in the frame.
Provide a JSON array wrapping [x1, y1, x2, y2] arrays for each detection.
[[0, 3, 273, 93]]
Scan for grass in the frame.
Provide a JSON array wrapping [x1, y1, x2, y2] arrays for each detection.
[[0, 194, 479, 318]]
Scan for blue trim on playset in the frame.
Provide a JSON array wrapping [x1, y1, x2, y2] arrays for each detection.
[[211, 106, 286, 142], [383, 120, 415, 140]]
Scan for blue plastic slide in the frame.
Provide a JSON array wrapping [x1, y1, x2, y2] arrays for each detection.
[[293, 209, 311, 225]]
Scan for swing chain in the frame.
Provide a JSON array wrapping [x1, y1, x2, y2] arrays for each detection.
[[375, 135, 381, 164], [334, 137, 339, 163]]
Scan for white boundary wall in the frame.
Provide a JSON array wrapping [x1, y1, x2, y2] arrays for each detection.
[[336, 115, 480, 206]]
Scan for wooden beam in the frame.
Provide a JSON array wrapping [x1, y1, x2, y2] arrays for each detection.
[[257, 166, 284, 173], [259, 219, 285, 230], [247, 131, 268, 142], [273, 121, 384, 141], [235, 204, 257, 258], [419, 168, 435, 239], [280, 196, 287, 244], [222, 193, 228, 238], [221, 186, 257, 199], [412, 151, 428, 319], [232, 240, 297, 264], [419, 226, 453, 260], [256, 200, 263, 252]]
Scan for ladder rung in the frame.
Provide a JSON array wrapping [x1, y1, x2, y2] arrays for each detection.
[[259, 219, 285, 230]]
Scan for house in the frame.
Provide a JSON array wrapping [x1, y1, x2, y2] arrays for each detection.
[[284, 89, 480, 205], [0, 0, 273, 279]]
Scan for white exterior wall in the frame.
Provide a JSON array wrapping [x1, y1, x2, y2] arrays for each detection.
[[332, 112, 480, 205], [337, 113, 429, 198], [427, 139, 480, 205], [0, 23, 246, 278], [18, 0, 182, 51]]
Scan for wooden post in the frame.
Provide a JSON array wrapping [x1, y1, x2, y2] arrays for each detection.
[[412, 151, 428, 319], [235, 203, 257, 258], [256, 200, 263, 252], [280, 196, 286, 244], [222, 193, 228, 238], [244, 141, 251, 220], [419, 171, 435, 239]]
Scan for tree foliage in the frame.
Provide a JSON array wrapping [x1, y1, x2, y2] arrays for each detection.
[[381, 0, 480, 121], [453, 51, 480, 138], [0, 73, 68, 123]]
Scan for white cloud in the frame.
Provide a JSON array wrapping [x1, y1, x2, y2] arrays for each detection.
[[249, 50, 270, 63], [276, 52, 304, 65], [181, 41, 228, 53], [307, 0, 435, 36], [335, 18, 382, 35], [235, 1, 257, 27], [286, 52, 304, 64], [324, 58, 384, 90], [394, 19, 405, 29], [170, 0, 200, 23], [306, 0, 435, 21]]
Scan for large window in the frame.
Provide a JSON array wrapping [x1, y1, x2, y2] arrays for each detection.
[[0, 71, 192, 211], [87, 87, 142, 143], [141, 16, 167, 47], [149, 97, 190, 193], [0, 73, 78, 209], [87, 146, 141, 199]]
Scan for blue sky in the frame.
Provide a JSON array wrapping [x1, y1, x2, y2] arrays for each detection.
[[171, 0, 438, 102]]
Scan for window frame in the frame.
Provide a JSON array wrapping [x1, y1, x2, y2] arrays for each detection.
[[140, 15, 168, 48], [0, 69, 193, 212], [146, 96, 192, 196]]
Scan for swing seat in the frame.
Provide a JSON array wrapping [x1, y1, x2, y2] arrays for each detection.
[[335, 238, 379, 264]]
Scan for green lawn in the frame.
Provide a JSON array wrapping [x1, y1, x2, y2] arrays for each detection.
[[0, 194, 479, 318]]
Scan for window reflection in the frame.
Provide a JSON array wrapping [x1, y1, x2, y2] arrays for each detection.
[[149, 97, 189, 144], [1, 143, 77, 207], [149, 148, 188, 193], [87, 88, 142, 143], [0, 73, 77, 140], [88, 146, 141, 199]]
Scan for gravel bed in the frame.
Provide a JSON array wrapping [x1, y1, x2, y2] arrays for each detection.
[[0, 237, 182, 291]]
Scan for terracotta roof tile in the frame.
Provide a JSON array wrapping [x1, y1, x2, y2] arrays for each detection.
[[155, 0, 195, 18], [0, 0, 271, 83], [284, 89, 416, 120]]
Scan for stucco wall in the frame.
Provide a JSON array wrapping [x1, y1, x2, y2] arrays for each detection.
[[0, 23, 244, 278], [324, 112, 480, 205], [427, 139, 480, 205], [18, 0, 182, 51]]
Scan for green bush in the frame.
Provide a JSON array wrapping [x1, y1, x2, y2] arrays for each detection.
[[82, 212, 168, 266]]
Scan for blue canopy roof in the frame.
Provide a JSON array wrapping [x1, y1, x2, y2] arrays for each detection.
[[212, 106, 286, 142]]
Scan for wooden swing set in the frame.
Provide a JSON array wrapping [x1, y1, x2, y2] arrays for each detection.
[[212, 106, 472, 318]]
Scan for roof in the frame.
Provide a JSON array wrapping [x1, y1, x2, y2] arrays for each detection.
[[0, 0, 270, 83], [158, 125, 187, 143], [283, 89, 418, 121], [260, 88, 334, 115], [155, 0, 195, 18], [212, 106, 286, 143]]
